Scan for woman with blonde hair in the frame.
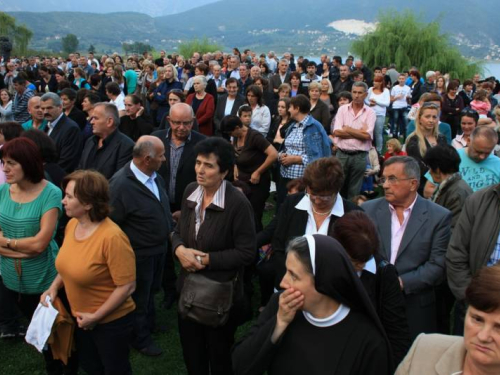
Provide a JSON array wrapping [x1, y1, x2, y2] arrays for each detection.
[[309, 81, 331, 133], [405, 103, 447, 193], [112, 65, 127, 94]]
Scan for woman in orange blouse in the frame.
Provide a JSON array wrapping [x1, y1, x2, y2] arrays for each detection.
[[41, 170, 136, 375]]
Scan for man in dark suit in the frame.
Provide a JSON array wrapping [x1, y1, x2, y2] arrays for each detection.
[[362, 156, 452, 340], [78, 102, 134, 179], [40, 92, 83, 173], [213, 78, 245, 138], [109, 136, 174, 357], [269, 58, 291, 96], [152, 103, 206, 308]]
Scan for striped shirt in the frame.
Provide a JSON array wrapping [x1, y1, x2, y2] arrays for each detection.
[[169, 134, 189, 202], [0, 182, 62, 294], [187, 180, 227, 236]]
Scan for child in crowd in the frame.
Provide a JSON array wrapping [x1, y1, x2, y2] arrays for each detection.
[[384, 138, 406, 161], [238, 104, 253, 128], [470, 89, 491, 117], [361, 146, 380, 198]]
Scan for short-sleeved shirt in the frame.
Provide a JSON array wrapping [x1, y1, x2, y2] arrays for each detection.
[[55, 218, 136, 323], [0, 182, 62, 294], [458, 148, 500, 192], [234, 128, 271, 181]]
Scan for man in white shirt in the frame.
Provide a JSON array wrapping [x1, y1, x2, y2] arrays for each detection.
[[390, 74, 412, 138]]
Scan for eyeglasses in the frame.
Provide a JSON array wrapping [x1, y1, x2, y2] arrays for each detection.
[[461, 108, 479, 117], [306, 192, 335, 202], [380, 176, 416, 185], [170, 120, 193, 127]]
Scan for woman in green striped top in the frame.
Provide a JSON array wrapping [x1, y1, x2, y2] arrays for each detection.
[[0, 138, 66, 371]]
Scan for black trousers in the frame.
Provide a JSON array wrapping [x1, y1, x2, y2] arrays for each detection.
[[0, 280, 78, 375], [76, 313, 133, 375], [132, 252, 165, 349], [162, 246, 177, 301], [405, 290, 437, 340], [0, 276, 21, 332], [248, 175, 271, 233], [178, 314, 238, 375]]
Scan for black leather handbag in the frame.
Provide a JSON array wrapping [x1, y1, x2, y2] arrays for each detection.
[[178, 272, 237, 328]]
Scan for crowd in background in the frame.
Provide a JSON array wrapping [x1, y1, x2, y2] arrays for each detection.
[[1, 47, 500, 375]]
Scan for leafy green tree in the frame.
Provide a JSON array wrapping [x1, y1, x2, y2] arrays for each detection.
[[122, 41, 153, 55], [0, 12, 33, 55], [62, 33, 79, 54], [352, 11, 481, 80], [88, 44, 96, 54], [178, 37, 222, 59]]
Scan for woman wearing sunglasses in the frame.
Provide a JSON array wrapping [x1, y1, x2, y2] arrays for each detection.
[[271, 157, 361, 289]]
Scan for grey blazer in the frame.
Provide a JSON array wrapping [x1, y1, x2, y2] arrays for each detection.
[[362, 195, 452, 295]]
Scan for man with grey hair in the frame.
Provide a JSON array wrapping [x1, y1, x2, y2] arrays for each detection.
[[269, 58, 291, 95], [332, 81, 376, 199], [423, 71, 436, 93], [109, 135, 173, 357], [363, 156, 452, 340], [266, 50, 277, 73], [78, 102, 134, 179], [40, 92, 82, 172]]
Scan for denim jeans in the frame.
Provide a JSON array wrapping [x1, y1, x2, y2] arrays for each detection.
[[392, 108, 408, 138], [374, 115, 386, 153]]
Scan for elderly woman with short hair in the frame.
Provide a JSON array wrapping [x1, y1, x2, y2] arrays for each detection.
[[172, 137, 255, 375], [186, 75, 215, 136], [272, 156, 361, 288], [309, 81, 331, 134]]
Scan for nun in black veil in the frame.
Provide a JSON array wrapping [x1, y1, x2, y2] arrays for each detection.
[[232, 234, 393, 375]]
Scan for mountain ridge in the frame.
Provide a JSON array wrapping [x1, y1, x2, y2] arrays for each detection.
[[6, 0, 499, 59]]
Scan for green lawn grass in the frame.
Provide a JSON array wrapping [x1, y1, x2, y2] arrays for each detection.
[[0, 203, 275, 375]]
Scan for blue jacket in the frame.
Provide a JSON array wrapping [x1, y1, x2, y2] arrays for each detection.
[[284, 115, 332, 164], [153, 80, 183, 105]]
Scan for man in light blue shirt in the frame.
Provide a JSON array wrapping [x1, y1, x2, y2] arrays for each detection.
[[457, 126, 500, 192]]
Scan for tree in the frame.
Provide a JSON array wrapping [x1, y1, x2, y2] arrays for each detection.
[[178, 38, 223, 59], [62, 34, 79, 54], [352, 11, 481, 80], [122, 41, 153, 55], [0, 12, 33, 55], [88, 44, 96, 54]]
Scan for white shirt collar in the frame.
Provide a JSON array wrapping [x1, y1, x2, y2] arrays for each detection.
[[187, 180, 227, 210], [357, 257, 377, 277], [303, 304, 350, 327], [130, 160, 156, 185], [49, 112, 64, 129], [295, 193, 344, 217]]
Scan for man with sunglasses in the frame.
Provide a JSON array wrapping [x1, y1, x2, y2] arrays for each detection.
[[363, 156, 452, 340]]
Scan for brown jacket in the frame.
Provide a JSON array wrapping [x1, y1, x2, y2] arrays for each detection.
[[48, 297, 75, 365]]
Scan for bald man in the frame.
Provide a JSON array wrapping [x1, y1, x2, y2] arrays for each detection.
[[109, 135, 174, 356], [22, 96, 48, 131]]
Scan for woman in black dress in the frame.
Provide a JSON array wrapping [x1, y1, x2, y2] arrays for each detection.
[[233, 234, 393, 375]]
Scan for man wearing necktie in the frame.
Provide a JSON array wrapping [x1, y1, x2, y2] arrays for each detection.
[[109, 136, 174, 357], [40, 92, 82, 173]]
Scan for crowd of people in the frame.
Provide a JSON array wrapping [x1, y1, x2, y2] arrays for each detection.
[[1, 47, 500, 375]]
